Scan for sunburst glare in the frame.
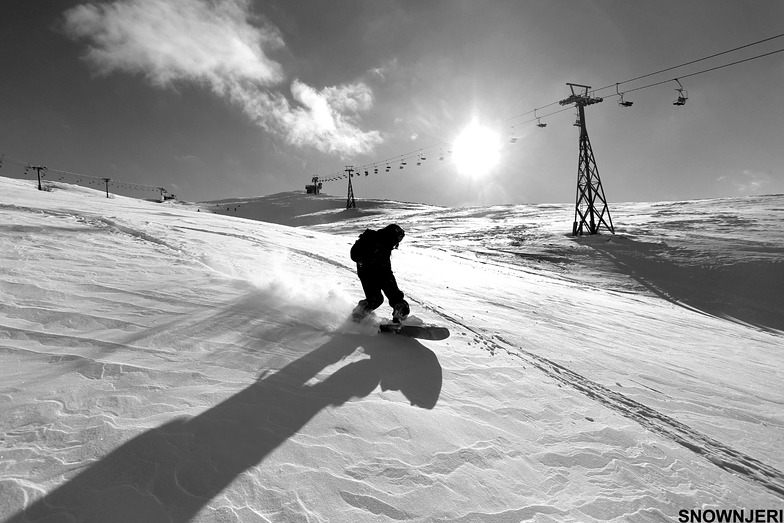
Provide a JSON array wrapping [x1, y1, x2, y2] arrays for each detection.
[[452, 121, 502, 177]]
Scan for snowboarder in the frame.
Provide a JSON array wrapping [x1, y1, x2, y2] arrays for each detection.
[[350, 224, 410, 323]]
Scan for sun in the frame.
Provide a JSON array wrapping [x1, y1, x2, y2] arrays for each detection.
[[452, 122, 502, 177]]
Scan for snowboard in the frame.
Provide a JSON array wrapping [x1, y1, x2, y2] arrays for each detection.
[[379, 322, 450, 341]]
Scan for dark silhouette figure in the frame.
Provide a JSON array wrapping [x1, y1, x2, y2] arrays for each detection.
[[350, 224, 410, 322]]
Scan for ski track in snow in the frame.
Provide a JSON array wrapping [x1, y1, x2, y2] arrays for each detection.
[[414, 299, 784, 498]]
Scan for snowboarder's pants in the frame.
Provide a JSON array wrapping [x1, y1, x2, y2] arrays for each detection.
[[357, 267, 405, 311]]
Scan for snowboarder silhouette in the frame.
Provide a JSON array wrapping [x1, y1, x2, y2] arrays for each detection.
[[350, 224, 410, 323]]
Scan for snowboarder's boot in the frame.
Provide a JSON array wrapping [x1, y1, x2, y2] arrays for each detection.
[[392, 300, 410, 324], [352, 300, 373, 322]]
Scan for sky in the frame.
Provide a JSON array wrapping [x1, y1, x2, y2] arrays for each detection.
[[1, 0, 783, 206]]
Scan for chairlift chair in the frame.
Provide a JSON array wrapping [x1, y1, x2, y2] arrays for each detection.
[[616, 83, 633, 107], [673, 92, 688, 106], [533, 109, 547, 128], [673, 79, 688, 106]]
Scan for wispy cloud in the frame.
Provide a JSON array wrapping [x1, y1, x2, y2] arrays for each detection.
[[285, 80, 380, 155], [367, 58, 398, 82], [718, 170, 772, 195], [62, 0, 381, 157], [62, 0, 284, 89]]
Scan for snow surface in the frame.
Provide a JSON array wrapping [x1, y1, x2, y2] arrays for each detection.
[[1, 176, 782, 522]]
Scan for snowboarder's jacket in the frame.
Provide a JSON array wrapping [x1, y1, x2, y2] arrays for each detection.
[[350, 224, 405, 272]]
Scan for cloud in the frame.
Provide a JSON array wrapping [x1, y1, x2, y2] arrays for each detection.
[[367, 58, 398, 82], [718, 170, 772, 195], [224, 80, 382, 157], [284, 81, 380, 155], [62, 0, 284, 88], [62, 0, 381, 157]]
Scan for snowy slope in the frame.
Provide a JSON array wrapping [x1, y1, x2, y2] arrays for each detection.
[[1, 177, 782, 522]]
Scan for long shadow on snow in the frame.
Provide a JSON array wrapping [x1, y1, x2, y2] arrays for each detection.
[[9, 332, 442, 522], [583, 235, 784, 333]]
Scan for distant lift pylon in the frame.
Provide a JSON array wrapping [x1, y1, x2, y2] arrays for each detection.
[[345, 166, 356, 209]]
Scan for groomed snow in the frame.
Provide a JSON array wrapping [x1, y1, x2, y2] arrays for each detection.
[[1, 177, 782, 522]]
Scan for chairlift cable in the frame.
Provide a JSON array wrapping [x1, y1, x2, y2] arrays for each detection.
[[506, 100, 561, 123], [2, 152, 164, 193], [623, 46, 784, 94], [594, 31, 784, 94], [508, 33, 784, 126]]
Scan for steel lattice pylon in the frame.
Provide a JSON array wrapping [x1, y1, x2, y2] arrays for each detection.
[[345, 166, 356, 209], [560, 83, 614, 236], [574, 105, 614, 235]]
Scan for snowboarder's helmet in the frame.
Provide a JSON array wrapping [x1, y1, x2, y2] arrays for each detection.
[[380, 224, 405, 247], [385, 224, 405, 242]]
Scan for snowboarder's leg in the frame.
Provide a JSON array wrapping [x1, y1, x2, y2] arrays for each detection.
[[379, 272, 409, 323], [356, 270, 384, 318]]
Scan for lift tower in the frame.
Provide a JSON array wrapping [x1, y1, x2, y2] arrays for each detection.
[[345, 166, 356, 209], [559, 83, 614, 236], [30, 165, 47, 191]]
